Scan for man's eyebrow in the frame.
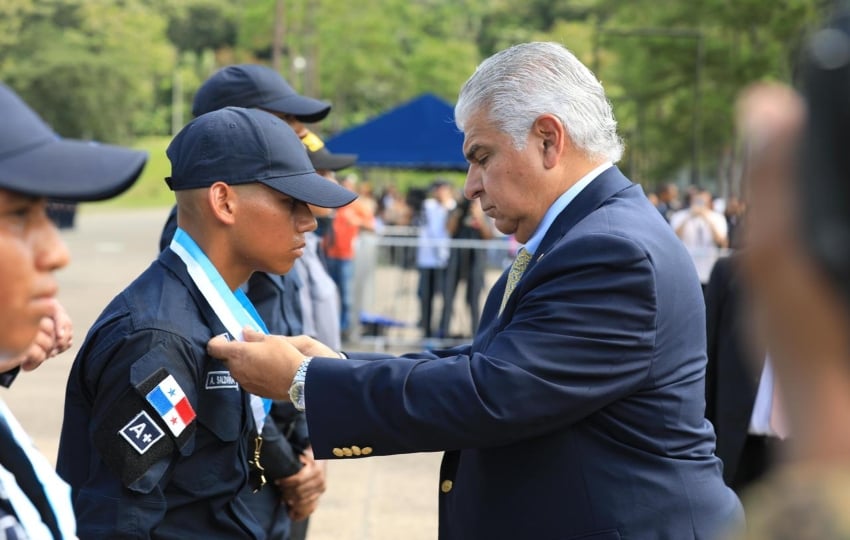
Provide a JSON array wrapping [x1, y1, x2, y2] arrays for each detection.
[[464, 144, 482, 162]]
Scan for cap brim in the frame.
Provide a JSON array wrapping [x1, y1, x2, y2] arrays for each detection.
[[261, 94, 331, 123], [260, 171, 357, 208], [308, 148, 358, 171], [0, 139, 147, 201]]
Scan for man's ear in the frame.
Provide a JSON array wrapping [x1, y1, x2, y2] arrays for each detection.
[[208, 182, 237, 225], [533, 114, 567, 169]]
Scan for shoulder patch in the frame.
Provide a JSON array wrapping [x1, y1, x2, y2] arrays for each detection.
[[145, 374, 196, 437], [119, 411, 165, 455], [205, 370, 238, 390]]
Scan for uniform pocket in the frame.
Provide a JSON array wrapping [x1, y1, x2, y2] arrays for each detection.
[[195, 364, 244, 442]]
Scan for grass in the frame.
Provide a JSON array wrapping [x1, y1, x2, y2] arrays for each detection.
[[85, 135, 174, 212]]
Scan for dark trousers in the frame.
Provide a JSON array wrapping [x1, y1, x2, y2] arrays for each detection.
[[418, 267, 445, 338], [439, 248, 485, 337]]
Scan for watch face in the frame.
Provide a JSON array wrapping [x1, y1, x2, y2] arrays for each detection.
[[289, 381, 306, 411]]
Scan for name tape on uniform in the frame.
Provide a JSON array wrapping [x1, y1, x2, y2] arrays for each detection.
[[205, 371, 238, 390]]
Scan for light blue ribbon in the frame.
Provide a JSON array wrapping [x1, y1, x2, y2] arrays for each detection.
[[171, 227, 273, 420]]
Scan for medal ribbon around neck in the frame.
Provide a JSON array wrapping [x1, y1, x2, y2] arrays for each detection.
[[170, 227, 272, 433]]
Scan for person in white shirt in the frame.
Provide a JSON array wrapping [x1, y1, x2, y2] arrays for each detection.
[[415, 180, 457, 339], [670, 189, 729, 283]]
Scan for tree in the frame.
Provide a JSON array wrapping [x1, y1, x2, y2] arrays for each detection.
[[167, 0, 239, 55], [593, 0, 826, 191], [2, 0, 175, 141]]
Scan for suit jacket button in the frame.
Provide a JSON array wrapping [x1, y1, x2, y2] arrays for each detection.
[[361, 446, 373, 455], [351, 445, 362, 456], [440, 480, 453, 493], [342, 447, 353, 457], [332, 448, 344, 457]]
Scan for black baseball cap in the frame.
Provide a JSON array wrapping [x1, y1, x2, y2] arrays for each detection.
[[300, 130, 357, 171], [192, 65, 331, 123], [0, 84, 147, 201], [166, 107, 356, 208]]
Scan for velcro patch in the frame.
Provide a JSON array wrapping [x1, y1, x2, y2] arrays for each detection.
[[205, 370, 238, 390], [94, 386, 176, 491], [119, 411, 165, 455]]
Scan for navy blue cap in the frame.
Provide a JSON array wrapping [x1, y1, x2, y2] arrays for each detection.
[[166, 107, 356, 208], [192, 65, 331, 123], [0, 84, 147, 201]]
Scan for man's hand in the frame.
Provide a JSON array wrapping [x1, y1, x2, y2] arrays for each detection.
[[278, 446, 327, 521], [207, 327, 306, 400]]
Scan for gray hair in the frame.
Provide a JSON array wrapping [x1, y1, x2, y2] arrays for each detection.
[[455, 42, 623, 163]]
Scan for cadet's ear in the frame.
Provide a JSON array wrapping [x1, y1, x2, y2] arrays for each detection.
[[532, 114, 567, 169], [208, 182, 237, 225]]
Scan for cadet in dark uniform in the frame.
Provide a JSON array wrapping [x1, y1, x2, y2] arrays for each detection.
[[159, 64, 354, 539], [56, 107, 355, 539], [194, 64, 355, 540], [0, 83, 146, 539]]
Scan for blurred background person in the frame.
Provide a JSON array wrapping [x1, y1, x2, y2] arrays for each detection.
[[723, 196, 747, 250], [415, 179, 456, 340], [671, 188, 729, 284], [705, 252, 788, 498], [655, 182, 680, 222], [351, 177, 380, 343], [438, 197, 493, 339], [323, 173, 376, 341]]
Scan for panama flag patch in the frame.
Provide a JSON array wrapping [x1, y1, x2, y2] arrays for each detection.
[[145, 374, 196, 437]]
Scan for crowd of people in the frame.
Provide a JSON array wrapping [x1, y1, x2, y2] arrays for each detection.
[[0, 7, 848, 539]]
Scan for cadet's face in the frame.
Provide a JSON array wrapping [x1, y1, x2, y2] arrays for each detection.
[[233, 184, 317, 276], [0, 189, 70, 357], [462, 111, 547, 243]]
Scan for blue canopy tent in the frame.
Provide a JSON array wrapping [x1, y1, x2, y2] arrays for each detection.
[[325, 93, 468, 171]]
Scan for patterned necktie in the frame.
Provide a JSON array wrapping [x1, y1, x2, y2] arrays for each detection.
[[499, 248, 532, 315]]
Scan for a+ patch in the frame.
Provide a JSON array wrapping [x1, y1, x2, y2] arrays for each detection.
[[119, 410, 165, 455]]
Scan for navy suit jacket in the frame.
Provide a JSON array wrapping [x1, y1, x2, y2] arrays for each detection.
[[305, 167, 742, 539]]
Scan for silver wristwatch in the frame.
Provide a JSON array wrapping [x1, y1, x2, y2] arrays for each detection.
[[288, 357, 312, 411]]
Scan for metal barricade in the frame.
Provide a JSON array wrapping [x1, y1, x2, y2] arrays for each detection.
[[350, 226, 511, 351]]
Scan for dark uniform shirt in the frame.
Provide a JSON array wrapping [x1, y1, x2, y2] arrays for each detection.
[[159, 206, 309, 539], [57, 248, 265, 539], [239, 272, 308, 540]]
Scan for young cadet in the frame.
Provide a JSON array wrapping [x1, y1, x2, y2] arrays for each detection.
[[0, 83, 146, 539], [56, 107, 355, 539], [158, 64, 356, 539]]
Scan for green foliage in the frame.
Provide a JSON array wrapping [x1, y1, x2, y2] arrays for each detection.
[[2, 0, 174, 142], [594, 0, 825, 190], [99, 136, 175, 209], [168, 0, 239, 54], [0, 0, 831, 198]]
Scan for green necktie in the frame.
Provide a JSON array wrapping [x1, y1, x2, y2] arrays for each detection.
[[499, 248, 532, 315]]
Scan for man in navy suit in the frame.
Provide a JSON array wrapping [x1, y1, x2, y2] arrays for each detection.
[[207, 42, 742, 539]]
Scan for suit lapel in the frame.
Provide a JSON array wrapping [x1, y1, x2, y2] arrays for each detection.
[[478, 166, 633, 331]]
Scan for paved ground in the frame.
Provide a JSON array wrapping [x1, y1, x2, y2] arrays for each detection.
[[4, 206, 439, 540]]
